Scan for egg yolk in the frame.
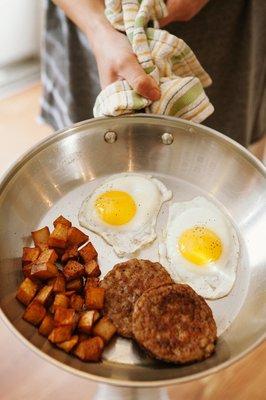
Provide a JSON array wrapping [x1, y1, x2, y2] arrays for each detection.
[[178, 226, 222, 266], [95, 190, 136, 226]]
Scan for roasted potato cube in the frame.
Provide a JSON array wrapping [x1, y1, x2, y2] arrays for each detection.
[[48, 325, 72, 343], [57, 335, 78, 353], [22, 247, 40, 266], [39, 314, 54, 337], [37, 248, 58, 264], [78, 310, 100, 334], [48, 223, 69, 249], [66, 278, 83, 292], [84, 277, 100, 289], [31, 227, 50, 251], [30, 262, 58, 280], [22, 263, 33, 278], [74, 337, 104, 362], [67, 227, 88, 248], [23, 301, 46, 326], [85, 287, 105, 310], [70, 294, 84, 312], [78, 333, 90, 343], [53, 247, 65, 260], [65, 290, 76, 297], [54, 307, 76, 326], [63, 260, 85, 281], [53, 215, 72, 228], [92, 316, 117, 343], [51, 293, 70, 312], [61, 245, 79, 264], [48, 271, 66, 293], [35, 285, 53, 305], [16, 278, 39, 306], [84, 260, 101, 277], [79, 242, 98, 263]]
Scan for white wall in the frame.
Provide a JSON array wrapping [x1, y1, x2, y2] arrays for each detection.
[[0, 0, 42, 67]]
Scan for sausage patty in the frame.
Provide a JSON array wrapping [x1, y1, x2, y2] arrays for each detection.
[[100, 259, 173, 338], [132, 283, 217, 363]]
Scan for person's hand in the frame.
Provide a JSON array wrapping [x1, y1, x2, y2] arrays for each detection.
[[90, 26, 160, 101], [159, 0, 209, 26]]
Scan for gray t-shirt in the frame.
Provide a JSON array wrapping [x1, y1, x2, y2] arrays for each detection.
[[41, 0, 265, 146]]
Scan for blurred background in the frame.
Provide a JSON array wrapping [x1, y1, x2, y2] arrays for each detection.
[[0, 1, 265, 399], [0, 0, 52, 175]]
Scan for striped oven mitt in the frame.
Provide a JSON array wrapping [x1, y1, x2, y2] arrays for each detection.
[[93, 0, 214, 123]]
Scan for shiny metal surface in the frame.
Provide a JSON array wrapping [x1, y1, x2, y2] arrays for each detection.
[[0, 115, 265, 387]]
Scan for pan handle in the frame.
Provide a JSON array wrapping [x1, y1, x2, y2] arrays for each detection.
[[92, 384, 169, 400]]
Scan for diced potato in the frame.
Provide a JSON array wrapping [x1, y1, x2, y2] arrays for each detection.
[[63, 260, 85, 281], [74, 337, 104, 362], [22, 247, 40, 266], [30, 262, 58, 280], [78, 310, 100, 334], [31, 227, 50, 251], [65, 290, 76, 297], [51, 293, 70, 312], [48, 271, 66, 293], [48, 223, 69, 249], [79, 242, 98, 263], [48, 325, 72, 343], [23, 301, 46, 326], [39, 314, 54, 337], [37, 248, 58, 264], [53, 247, 65, 260], [66, 278, 83, 292], [53, 215, 72, 228], [54, 307, 76, 327], [22, 263, 33, 278], [57, 335, 78, 353], [84, 278, 100, 289], [16, 278, 39, 306], [85, 287, 105, 310], [70, 294, 84, 312], [67, 227, 88, 248], [35, 285, 53, 305], [61, 246, 79, 264], [78, 333, 90, 343], [92, 316, 117, 343], [84, 260, 101, 277]]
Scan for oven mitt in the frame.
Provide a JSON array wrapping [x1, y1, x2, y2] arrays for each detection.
[[93, 0, 214, 123]]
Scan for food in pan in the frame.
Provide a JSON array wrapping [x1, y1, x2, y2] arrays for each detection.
[[132, 283, 217, 363], [16, 216, 117, 362], [78, 173, 172, 256], [100, 259, 173, 338], [159, 197, 239, 299], [16, 215, 217, 365]]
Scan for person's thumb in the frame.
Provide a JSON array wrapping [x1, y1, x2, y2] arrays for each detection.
[[120, 55, 160, 101]]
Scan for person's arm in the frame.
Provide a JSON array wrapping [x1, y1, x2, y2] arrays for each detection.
[[52, 0, 160, 101], [159, 0, 209, 26]]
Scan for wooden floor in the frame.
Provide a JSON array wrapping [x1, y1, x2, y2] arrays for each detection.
[[0, 84, 265, 400]]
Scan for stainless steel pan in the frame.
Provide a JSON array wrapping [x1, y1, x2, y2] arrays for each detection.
[[0, 115, 265, 388]]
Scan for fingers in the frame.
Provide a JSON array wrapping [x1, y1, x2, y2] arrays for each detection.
[[98, 68, 117, 89], [118, 55, 160, 101], [159, 15, 172, 27]]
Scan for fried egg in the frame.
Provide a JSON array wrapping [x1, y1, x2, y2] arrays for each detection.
[[159, 197, 239, 299], [79, 173, 172, 256]]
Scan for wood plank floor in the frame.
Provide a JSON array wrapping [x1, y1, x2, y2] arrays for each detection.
[[0, 84, 265, 400]]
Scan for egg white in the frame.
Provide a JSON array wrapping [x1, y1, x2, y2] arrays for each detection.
[[79, 173, 172, 256], [159, 197, 240, 299]]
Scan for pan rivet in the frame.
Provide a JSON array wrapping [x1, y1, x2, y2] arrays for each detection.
[[104, 131, 117, 143], [161, 132, 173, 145]]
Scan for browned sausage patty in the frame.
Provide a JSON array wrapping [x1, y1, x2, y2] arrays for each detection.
[[132, 283, 217, 363], [100, 259, 173, 338]]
